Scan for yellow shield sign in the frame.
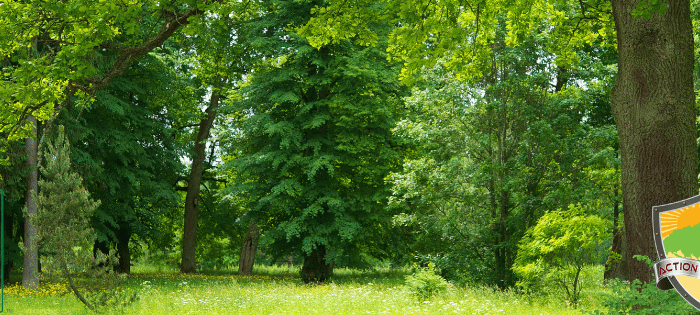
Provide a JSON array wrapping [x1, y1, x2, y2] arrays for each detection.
[[654, 196, 700, 310]]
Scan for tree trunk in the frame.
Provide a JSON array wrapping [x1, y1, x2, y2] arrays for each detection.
[[180, 92, 220, 273], [604, 223, 628, 281], [4, 207, 13, 284], [238, 222, 259, 275], [301, 245, 334, 283], [115, 225, 131, 274], [611, 0, 697, 284], [22, 115, 39, 289], [495, 191, 511, 288]]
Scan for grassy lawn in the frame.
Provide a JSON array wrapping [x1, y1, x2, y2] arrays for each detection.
[[1, 264, 610, 314]]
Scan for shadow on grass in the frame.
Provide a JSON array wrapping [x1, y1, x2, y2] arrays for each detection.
[[128, 262, 410, 287]]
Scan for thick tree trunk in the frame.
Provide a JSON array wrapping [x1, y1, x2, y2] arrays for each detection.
[[238, 222, 259, 276], [611, 0, 697, 284], [115, 226, 131, 274], [22, 115, 39, 289], [301, 245, 334, 283], [180, 92, 220, 273]]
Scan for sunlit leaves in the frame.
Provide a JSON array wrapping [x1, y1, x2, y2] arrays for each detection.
[[300, 3, 380, 48], [0, 0, 139, 144], [301, 0, 615, 84], [513, 204, 609, 303]]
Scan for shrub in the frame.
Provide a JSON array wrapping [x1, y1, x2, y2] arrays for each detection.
[[588, 278, 695, 314], [513, 204, 610, 305], [587, 255, 696, 314], [405, 263, 448, 300], [32, 126, 136, 312]]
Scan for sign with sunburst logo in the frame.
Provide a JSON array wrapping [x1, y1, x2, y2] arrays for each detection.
[[653, 195, 700, 310]]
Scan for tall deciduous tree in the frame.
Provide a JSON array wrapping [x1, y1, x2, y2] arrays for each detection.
[[177, 6, 255, 273], [300, 0, 696, 284], [610, 0, 697, 284], [181, 90, 221, 273], [59, 54, 184, 274], [390, 30, 618, 286], [0, 0, 222, 285], [223, 0, 407, 282]]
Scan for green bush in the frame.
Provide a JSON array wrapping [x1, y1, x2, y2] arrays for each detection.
[[587, 256, 697, 314], [513, 204, 610, 305], [405, 263, 448, 300], [589, 279, 696, 314]]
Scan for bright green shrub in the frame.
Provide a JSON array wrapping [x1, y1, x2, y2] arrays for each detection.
[[405, 263, 448, 300], [513, 204, 609, 305]]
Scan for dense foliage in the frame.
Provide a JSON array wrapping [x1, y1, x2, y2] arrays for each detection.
[[220, 1, 408, 280], [2, 0, 699, 311]]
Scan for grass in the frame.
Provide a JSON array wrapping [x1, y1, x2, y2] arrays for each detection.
[[0, 264, 611, 314]]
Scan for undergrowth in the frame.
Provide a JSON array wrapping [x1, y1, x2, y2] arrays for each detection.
[[1, 264, 620, 314]]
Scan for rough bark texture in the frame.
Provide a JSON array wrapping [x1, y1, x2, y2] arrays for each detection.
[[180, 92, 220, 273], [238, 222, 259, 276], [301, 245, 334, 283], [22, 115, 39, 289], [611, 0, 697, 284]]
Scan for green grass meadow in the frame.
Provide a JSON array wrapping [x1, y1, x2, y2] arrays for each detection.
[[2, 264, 611, 315]]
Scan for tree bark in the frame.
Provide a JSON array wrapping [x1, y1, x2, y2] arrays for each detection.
[[611, 0, 697, 284], [180, 92, 221, 273], [4, 206, 13, 284], [301, 245, 334, 283], [115, 225, 131, 274], [604, 223, 628, 281], [238, 222, 259, 276], [22, 115, 39, 289]]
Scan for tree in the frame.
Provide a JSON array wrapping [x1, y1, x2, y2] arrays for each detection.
[[238, 221, 259, 275], [300, 0, 696, 285], [180, 89, 220, 274], [389, 31, 619, 286], [58, 54, 184, 274], [0, 0, 223, 287], [31, 126, 106, 311], [22, 115, 38, 289], [610, 0, 697, 284], [222, 0, 407, 282], [176, 7, 255, 273]]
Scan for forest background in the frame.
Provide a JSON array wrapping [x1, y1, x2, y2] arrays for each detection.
[[0, 0, 697, 309]]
